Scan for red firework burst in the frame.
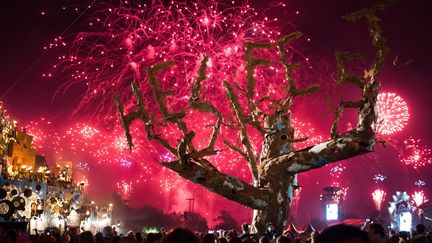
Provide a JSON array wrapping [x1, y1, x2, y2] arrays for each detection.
[[399, 137, 432, 169], [375, 92, 409, 135], [372, 189, 386, 211], [46, 0, 305, 117], [117, 180, 134, 201], [411, 191, 428, 207]]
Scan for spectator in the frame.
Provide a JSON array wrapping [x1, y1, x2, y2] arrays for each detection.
[[297, 232, 309, 243], [162, 228, 200, 243], [409, 224, 427, 243], [80, 231, 96, 243], [135, 232, 144, 243], [147, 233, 157, 243], [95, 232, 105, 243], [316, 224, 370, 243], [367, 223, 387, 243], [276, 235, 291, 243], [119, 237, 139, 243], [283, 231, 295, 243], [228, 237, 241, 243], [203, 233, 216, 243], [218, 238, 228, 243], [103, 226, 114, 241], [310, 231, 320, 243], [239, 224, 252, 240], [126, 231, 136, 240], [259, 236, 270, 243]]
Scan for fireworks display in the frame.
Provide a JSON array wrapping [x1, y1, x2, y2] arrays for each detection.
[[372, 189, 386, 211], [2, 0, 430, 228], [117, 180, 134, 201], [375, 92, 409, 135], [415, 180, 426, 188], [45, 0, 304, 118], [399, 137, 432, 169], [330, 164, 346, 179], [411, 190, 428, 207], [373, 174, 386, 183]]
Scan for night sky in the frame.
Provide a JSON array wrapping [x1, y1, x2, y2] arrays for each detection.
[[1, 0, 431, 228]]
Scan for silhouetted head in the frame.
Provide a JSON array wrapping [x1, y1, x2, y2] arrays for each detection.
[[162, 228, 200, 243], [242, 223, 250, 233], [316, 224, 369, 243], [276, 235, 291, 243], [79, 231, 95, 243], [416, 224, 426, 235]]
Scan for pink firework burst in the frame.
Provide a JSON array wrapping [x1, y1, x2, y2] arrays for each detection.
[[411, 191, 428, 207], [47, 0, 301, 117], [399, 137, 432, 169], [117, 180, 134, 201], [372, 189, 386, 211], [415, 180, 426, 188], [375, 92, 409, 135], [329, 164, 346, 179], [373, 174, 386, 183]]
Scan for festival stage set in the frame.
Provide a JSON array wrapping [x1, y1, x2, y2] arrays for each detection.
[[1, 0, 431, 236], [0, 104, 113, 234]]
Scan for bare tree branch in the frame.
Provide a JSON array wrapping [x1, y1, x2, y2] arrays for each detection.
[[224, 139, 248, 160], [279, 0, 390, 174], [161, 159, 271, 210], [276, 33, 319, 113], [115, 83, 177, 155], [224, 81, 259, 183], [244, 41, 273, 133], [189, 56, 223, 154]]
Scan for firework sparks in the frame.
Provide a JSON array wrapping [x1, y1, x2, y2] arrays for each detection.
[[375, 92, 409, 135], [117, 180, 133, 201], [119, 157, 133, 168], [373, 174, 386, 183], [411, 191, 428, 207], [399, 137, 432, 169], [335, 187, 349, 204], [330, 164, 346, 179], [415, 180, 426, 188], [75, 162, 90, 171], [47, 0, 297, 118], [372, 189, 386, 211]]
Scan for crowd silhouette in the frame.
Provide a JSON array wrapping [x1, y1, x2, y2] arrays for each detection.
[[1, 221, 432, 243]]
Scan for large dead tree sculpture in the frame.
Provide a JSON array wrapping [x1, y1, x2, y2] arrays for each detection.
[[115, 2, 393, 234]]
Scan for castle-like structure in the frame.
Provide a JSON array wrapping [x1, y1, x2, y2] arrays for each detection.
[[0, 102, 112, 234]]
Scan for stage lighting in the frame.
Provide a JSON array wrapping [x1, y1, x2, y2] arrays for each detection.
[[399, 211, 412, 232], [326, 203, 339, 221]]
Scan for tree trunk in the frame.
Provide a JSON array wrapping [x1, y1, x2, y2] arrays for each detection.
[[251, 113, 296, 234], [252, 182, 292, 234]]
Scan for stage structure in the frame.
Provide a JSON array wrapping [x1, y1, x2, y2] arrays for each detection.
[[0, 102, 111, 234], [388, 191, 416, 232], [320, 187, 347, 221]]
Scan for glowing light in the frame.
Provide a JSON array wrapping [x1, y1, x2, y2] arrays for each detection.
[[399, 137, 431, 169], [117, 180, 133, 201], [372, 189, 386, 211], [325, 204, 339, 221], [119, 157, 132, 168], [329, 164, 345, 179], [75, 162, 90, 171], [415, 180, 426, 188], [399, 212, 412, 232], [411, 191, 428, 207], [373, 174, 386, 183], [375, 92, 409, 135]]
